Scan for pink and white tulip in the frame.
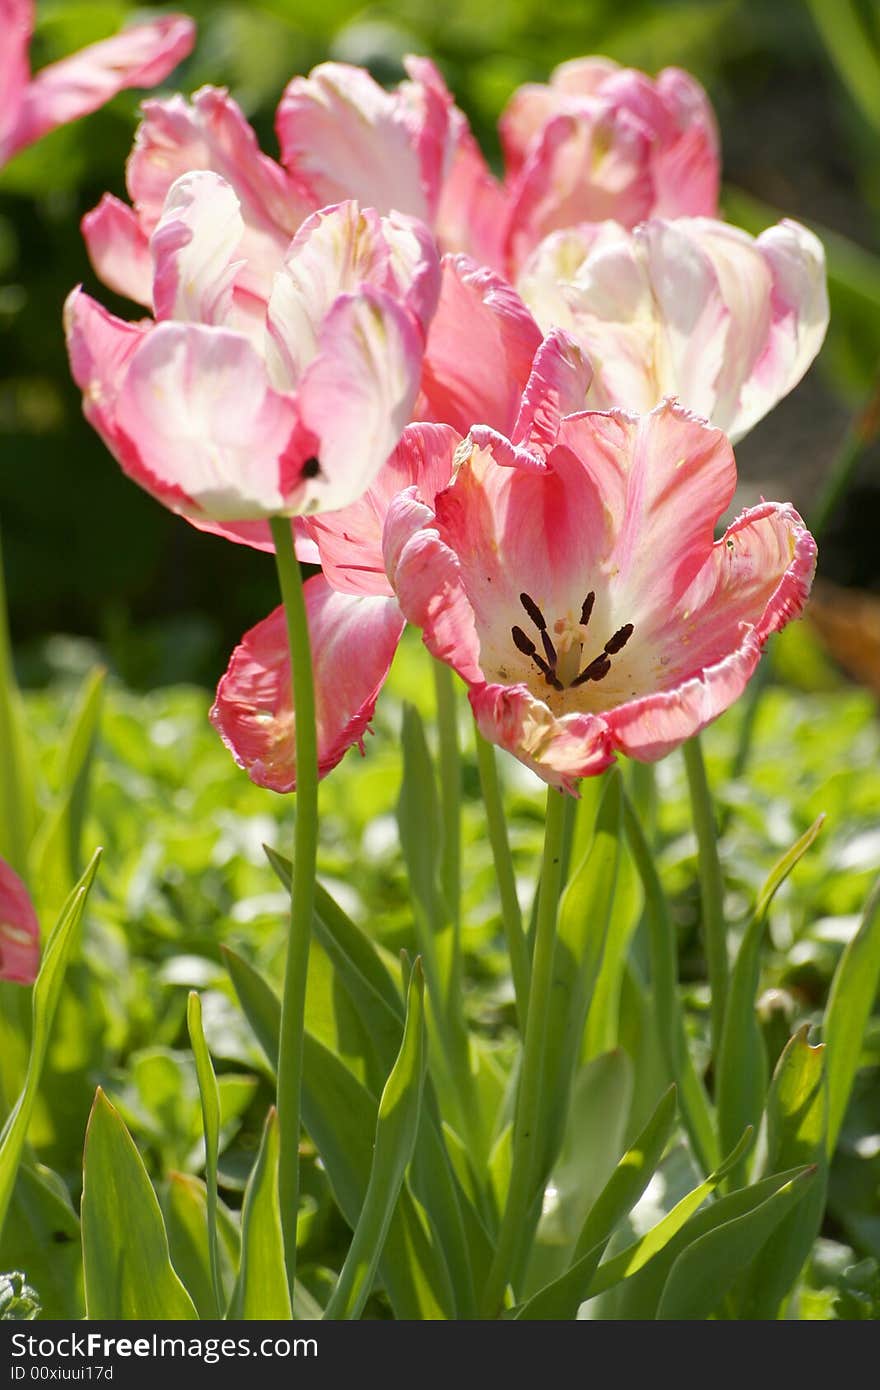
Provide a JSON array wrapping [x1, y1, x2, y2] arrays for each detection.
[[0, 857, 39, 985], [500, 58, 719, 271], [518, 217, 828, 441], [383, 398, 816, 793], [0, 1, 194, 169], [209, 292, 582, 791], [67, 177, 439, 538]]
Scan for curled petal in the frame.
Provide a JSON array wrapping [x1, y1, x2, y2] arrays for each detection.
[[470, 683, 614, 793], [128, 86, 308, 302], [151, 171, 245, 326], [7, 15, 194, 161], [82, 194, 153, 307], [418, 255, 542, 437], [308, 422, 460, 597], [276, 61, 447, 224], [383, 486, 484, 684], [293, 289, 424, 515], [113, 322, 301, 520], [210, 578, 405, 791], [0, 856, 40, 986], [64, 286, 151, 449]]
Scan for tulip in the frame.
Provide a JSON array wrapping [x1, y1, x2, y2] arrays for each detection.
[[0, 858, 39, 985], [383, 397, 816, 793], [210, 273, 590, 790], [518, 216, 828, 441], [500, 57, 719, 270], [0, 1, 194, 169], [66, 176, 438, 542]]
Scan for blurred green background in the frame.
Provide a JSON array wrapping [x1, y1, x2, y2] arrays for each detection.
[[1, 0, 879, 688]]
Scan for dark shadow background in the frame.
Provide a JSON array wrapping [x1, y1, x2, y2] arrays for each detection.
[[1, 0, 878, 687]]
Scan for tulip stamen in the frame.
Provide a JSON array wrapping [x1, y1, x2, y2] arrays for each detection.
[[580, 591, 595, 626], [511, 624, 564, 690], [571, 622, 634, 687]]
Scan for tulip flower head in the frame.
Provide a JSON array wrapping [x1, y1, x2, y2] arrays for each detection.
[[383, 396, 817, 793], [66, 179, 439, 542], [0, 858, 39, 985], [0, 1, 194, 169], [518, 217, 828, 441]]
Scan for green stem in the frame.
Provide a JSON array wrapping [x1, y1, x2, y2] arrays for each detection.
[[474, 731, 530, 1027], [623, 791, 719, 1173], [682, 736, 728, 1065], [269, 517, 319, 1302], [481, 787, 568, 1317], [432, 660, 461, 937]]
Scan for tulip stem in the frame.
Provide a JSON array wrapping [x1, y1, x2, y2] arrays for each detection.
[[475, 731, 530, 1027], [432, 660, 462, 938], [481, 786, 567, 1317], [269, 517, 319, 1305], [682, 735, 729, 1066]]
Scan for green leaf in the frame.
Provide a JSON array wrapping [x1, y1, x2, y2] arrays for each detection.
[[222, 947, 455, 1319], [29, 667, 106, 914], [229, 1108, 292, 1320], [81, 1089, 198, 1319], [537, 769, 622, 1176], [717, 816, 824, 1185], [324, 961, 427, 1319], [515, 1086, 678, 1320], [164, 1174, 239, 1321], [187, 992, 223, 1316], [738, 1028, 828, 1318], [584, 844, 642, 1058], [2, 1163, 82, 1319], [824, 874, 880, 1152], [657, 1166, 817, 1319], [0, 849, 101, 1241]]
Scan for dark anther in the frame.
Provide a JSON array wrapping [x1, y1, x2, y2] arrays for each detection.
[[520, 592, 547, 631], [511, 625, 563, 690], [540, 629, 558, 668], [604, 623, 634, 656], [571, 653, 612, 686], [580, 591, 596, 626], [301, 455, 322, 479]]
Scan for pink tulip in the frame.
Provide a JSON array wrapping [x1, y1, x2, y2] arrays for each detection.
[[0, 858, 39, 985], [383, 394, 816, 794], [0, 1, 194, 169], [66, 178, 439, 540], [500, 58, 719, 271], [209, 273, 584, 790], [518, 217, 828, 441]]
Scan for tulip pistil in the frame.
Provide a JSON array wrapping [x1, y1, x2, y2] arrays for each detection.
[[513, 593, 634, 692]]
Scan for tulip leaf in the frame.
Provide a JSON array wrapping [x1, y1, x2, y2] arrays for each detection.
[[536, 769, 622, 1177], [187, 992, 223, 1316], [323, 961, 427, 1319], [2, 1162, 82, 1319], [164, 1173, 240, 1321], [736, 1027, 828, 1318], [29, 666, 106, 914], [81, 1089, 198, 1319], [228, 1108, 291, 1319], [657, 1165, 817, 1319], [0, 849, 101, 1242], [716, 815, 825, 1185], [824, 873, 880, 1152], [514, 1085, 678, 1319], [222, 946, 455, 1319]]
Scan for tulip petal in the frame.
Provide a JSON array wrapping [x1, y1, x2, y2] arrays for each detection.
[[82, 194, 153, 306], [499, 56, 620, 175], [307, 422, 460, 596], [9, 15, 194, 159], [276, 61, 443, 224], [64, 286, 151, 450], [417, 255, 543, 437], [128, 86, 308, 302], [0, 0, 33, 165], [0, 856, 40, 986], [210, 578, 405, 791], [470, 682, 614, 793], [151, 171, 245, 326], [293, 288, 424, 515], [114, 322, 301, 520]]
